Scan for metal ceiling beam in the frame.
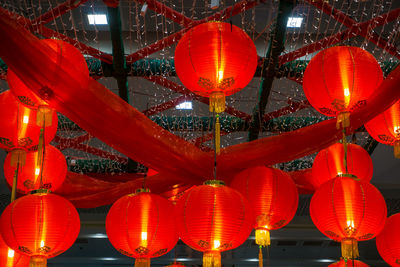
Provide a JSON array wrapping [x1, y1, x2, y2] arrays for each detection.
[[247, 0, 295, 141]]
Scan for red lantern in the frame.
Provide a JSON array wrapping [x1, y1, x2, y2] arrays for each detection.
[[312, 143, 373, 189], [106, 189, 178, 267], [0, 91, 58, 152], [303, 46, 383, 128], [0, 192, 80, 267], [310, 177, 387, 260], [0, 234, 30, 267], [165, 262, 185, 267], [7, 38, 89, 109], [174, 22, 257, 113], [365, 100, 400, 158], [231, 166, 298, 247], [376, 213, 400, 266], [3, 145, 67, 194], [329, 259, 369, 267], [175, 180, 253, 267]]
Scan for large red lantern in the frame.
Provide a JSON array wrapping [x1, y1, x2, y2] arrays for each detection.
[[312, 143, 373, 189], [0, 91, 57, 153], [376, 213, 400, 266], [174, 22, 257, 113], [0, 192, 80, 267], [175, 180, 253, 267], [231, 166, 298, 247], [0, 234, 30, 267], [3, 145, 67, 194], [303, 46, 383, 129], [329, 259, 369, 267], [7, 38, 89, 110], [106, 189, 178, 267], [365, 100, 400, 158], [310, 177, 387, 260]]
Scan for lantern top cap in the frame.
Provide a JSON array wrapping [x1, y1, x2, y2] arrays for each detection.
[[204, 180, 225, 187], [135, 187, 151, 195], [30, 188, 50, 195]]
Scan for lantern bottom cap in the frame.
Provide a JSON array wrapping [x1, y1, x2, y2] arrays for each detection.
[[135, 258, 150, 267], [255, 228, 271, 247], [394, 141, 400, 158], [336, 111, 350, 130], [203, 251, 221, 267], [341, 238, 359, 259], [30, 255, 47, 267], [209, 91, 225, 113]]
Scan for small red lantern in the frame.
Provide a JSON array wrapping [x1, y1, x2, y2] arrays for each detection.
[[0, 234, 30, 267], [365, 100, 400, 158], [303, 46, 383, 128], [376, 213, 400, 266], [106, 189, 178, 267], [7, 38, 89, 110], [175, 180, 253, 267], [174, 22, 257, 113], [0, 90, 58, 152], [231, 166, 298, 247], [329, 259, 369, 267], [3, 145, 67, 194], [310, 177, 387, 260], [312, 143, 373, 189], [0, 192, 80, 267]]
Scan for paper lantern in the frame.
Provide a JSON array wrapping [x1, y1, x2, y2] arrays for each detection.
[[365, 100, 400, 158], [7, 38, 89, 110], [175, 180, 253, 267], [174, 21, 257, 113], [106, 189, 178, 267], [376, 213, 400, 266], [0, 90, 58, 153], [303, 46, 383, 128], [3, 145, 67, 194], [312, 143, 373, 189], [310, 177, 387, 260], [231, 166, 298, 247], [0, 192, 80, 267], [0, 234, 30, 267], [329, 259, 369, 267]]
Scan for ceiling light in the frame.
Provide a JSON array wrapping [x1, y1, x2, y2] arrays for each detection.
[[287, 17, 303, 28], [87, 14, 108, 25], [176, 101, 192, 110]]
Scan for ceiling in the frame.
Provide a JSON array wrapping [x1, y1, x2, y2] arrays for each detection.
[[0, 0, 400, 266]]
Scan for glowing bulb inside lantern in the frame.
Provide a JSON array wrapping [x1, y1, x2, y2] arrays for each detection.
[[40, 240, 45, 247], [394, 126, 400, 136], [7, 249, 14, 258], [347, 220, 355, 231], [141, 232, 147, 241], [35, 168, 40, 176], [218, 70, 224, 83], [23, 115, 29, 124], [213, 240, 220, 249], [344, 88, 350, 97]]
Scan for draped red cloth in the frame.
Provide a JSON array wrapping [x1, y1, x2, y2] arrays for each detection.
[[0, 8, 400, 207]]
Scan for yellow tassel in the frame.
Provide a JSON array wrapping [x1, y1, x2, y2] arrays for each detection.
[[394, 141, 400, 159], [36, 106, 53, 127], [341, 239, 359, 259], [336, 111, 350, 130], [203, 251, 221, 267], [255, 229, 271, 247], [29, 256, 47, 267], [209, 91, 225, 113], [10, 149, 26, 167], [215, 116, 221, 155], [259, 246, 263, 267], [135, 258, 150, 267]]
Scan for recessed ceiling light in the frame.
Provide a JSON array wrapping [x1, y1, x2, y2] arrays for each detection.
[[287, 17, 303, 28], [87, 14, 108, 25], [176, 101, 193, 110]]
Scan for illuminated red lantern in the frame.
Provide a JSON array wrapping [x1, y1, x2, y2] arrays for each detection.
[[303, 46, 383, 128], [7, 38, 89, 109], [165, 262, 185, 267], [329, 259, 369, 267], [0, 234, 30, 267], [310, 177, 387, 260], [0, 90, 58, 152], [231, 166, 298, 247], [376, 213, 400, 266], [175, 180, 253, 267], [106, 189, 178, 267], [312, 143, 373, 189], [174, 22, 257, 113], [3, 145, 67, 194], [365, 100, 400, 158], [0, 192, 80, 267]]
